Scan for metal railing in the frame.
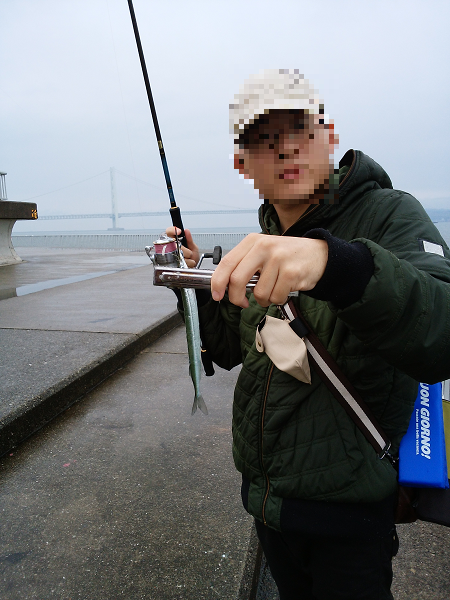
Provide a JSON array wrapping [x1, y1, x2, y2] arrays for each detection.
[[11, 233, 251, 252]]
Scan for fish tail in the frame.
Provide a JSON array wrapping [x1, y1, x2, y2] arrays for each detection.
[[191, 394, 208, 416], [197, 394, 208, 415]]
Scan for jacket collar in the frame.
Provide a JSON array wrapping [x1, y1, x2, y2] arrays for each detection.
[[258, 149, 393, 236]]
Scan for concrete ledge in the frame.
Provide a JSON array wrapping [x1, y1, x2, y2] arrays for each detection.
[[0, 200, 38, 220], [0, 200, 38, 265], [0, 219, 21, 265], [0, 312, 181, 457]]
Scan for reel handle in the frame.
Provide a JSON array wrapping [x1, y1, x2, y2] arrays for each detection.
[[203, 246, 222, 265]]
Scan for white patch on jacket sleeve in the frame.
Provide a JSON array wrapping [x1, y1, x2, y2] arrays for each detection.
[[422, 240, 445, 257]]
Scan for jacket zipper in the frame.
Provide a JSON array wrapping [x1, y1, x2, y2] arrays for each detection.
[[261, 203, 319, 236], [259, 218, 302, 524], [261, 363, 274, 525], [258, 157, 357, 523], [339, 150, 356, 189]]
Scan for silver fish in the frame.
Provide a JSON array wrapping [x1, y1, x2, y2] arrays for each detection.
[[178, 250, 208, 415]]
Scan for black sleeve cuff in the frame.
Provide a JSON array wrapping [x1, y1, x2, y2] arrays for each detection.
[[302, 228, 374, 309], [172, 287, 212, 312]]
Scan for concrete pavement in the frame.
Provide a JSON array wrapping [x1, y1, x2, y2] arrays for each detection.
[[0, 248, 181, 456], [1, 247, 450, 599], [0, 326, 257, 599], [0, 247, 269, 599]]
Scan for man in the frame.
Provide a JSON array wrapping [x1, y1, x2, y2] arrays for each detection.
[[167, 69, 450, 599]]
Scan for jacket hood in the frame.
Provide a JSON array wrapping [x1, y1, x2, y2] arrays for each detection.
[[258, 150, 393, 236], [338, 149, 392, 199]]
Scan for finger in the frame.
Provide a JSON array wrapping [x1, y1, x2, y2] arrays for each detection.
[[216, 242, 268, 307], [227, 254, 264, 307], [165, 227, 195, 253], [252, 262, 280, 307], [183, 229, 197, 251], [260, 254, 303, 305], [181, 246, 193, 259], [210, 234, 260, 302], [165, 226, 190, 243], [265, 275, 291, 306], [165, 226, 181, 238]]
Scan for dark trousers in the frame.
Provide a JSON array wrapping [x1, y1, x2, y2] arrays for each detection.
[[255, 519, 399, 600]]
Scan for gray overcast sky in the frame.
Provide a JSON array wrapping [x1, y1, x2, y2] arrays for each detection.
[[1, 0, 449, 232]]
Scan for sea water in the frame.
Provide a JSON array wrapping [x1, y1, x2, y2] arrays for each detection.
[[436, 222, 450, 247]]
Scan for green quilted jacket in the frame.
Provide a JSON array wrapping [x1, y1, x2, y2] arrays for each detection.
[[196, 149, 450, 530]]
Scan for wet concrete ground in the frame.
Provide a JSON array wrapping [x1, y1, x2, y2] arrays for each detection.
[[0, 247, 180, 456], [0, 327, 253, 599], [0, 247, 151, 300], [1, 247, 449, 599], [2, 326, 449, 599], [393, 521, 450, 599]]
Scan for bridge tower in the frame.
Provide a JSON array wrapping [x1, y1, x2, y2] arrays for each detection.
[[108, 167, 123, 230]]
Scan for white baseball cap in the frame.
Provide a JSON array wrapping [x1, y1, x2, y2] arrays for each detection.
[[229, 69, 328, 141]]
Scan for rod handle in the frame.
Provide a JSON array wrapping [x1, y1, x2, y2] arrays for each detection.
[[169, 206, 185, 240]]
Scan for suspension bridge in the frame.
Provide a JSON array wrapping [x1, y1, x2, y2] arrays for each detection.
[[17, 168, 256, 230]]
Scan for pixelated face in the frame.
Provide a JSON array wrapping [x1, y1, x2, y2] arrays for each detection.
[[235, 110, 337, 203]]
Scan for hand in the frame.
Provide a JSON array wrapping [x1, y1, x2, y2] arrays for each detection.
[[210, 233, 328, 308], [165, 226, 200, 268]]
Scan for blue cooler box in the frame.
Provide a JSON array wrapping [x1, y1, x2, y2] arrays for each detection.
[[399, 382, 449, 488]]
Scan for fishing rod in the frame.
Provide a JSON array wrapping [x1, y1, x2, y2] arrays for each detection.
[[127, 2, 217, 384], [126, 0, 185, 239]]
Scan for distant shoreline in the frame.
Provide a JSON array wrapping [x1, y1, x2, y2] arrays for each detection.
[[12, 226, 262, 236], [12, 216, 450, 249], [12, 223, 450, 247]]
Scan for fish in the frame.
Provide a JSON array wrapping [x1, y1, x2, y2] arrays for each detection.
[[178, 248, 208, 415]]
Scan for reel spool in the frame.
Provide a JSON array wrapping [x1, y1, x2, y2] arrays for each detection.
[[146, 233, 222, 269], [145, 233, 179, 267]]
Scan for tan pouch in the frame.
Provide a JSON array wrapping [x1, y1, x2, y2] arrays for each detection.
[[255, 315, 311, 384]]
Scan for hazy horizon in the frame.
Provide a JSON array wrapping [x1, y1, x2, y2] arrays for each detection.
[[2, 0, 449, 234]]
